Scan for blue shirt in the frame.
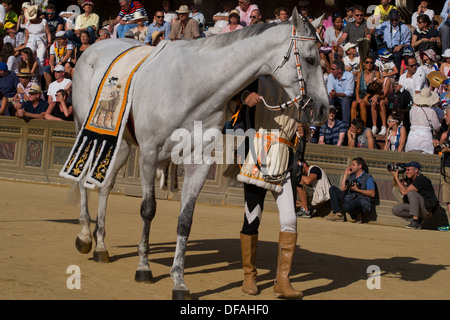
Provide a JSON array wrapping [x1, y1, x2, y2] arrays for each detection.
[[380, 21, 411, 49], [327, 71, 355, 97], [319, 119, 348, 145], [0, 71, 19, 98], [22, 99, 49, 114], [145, 21, 172, 45]]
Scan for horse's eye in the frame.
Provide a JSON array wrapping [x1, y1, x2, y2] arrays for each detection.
[[306, 58, 314, 65]]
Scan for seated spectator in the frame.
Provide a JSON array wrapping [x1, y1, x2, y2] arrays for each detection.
[[222, 10, 243, 33], [343, 5, 354, 26], [96, 28, 111, 42], [19, 47, 38, 81], [1, 0, 17, 36], [189, 2, 205, 30], [145, 10, 171, 45], [328, 157, 375, 223], [150, 31, 164, 47], [169, 5, 200, 40], [419, 49, 439, 76], [367, 81, 388, 136], [336, 5, 370, 48], [161, 0, 178, 26], [249, 9, 264, 25], [109, 0, 148, 38], [0, 61, 19, 99], [47, 65, 72, 113], [11, 68, 42, 111], [44, 3, 64, 42], [342, 42, 360, 77], [318, 106, 348, 145], [411, 0, 434, 30], [391, 161, 439, 229], [384, 112, 407, 151], [3, 22, 25, 53], [440, 0, 450, 52], [440, 49, 450, 77], [71, 30, 91, 77], [405, 87, 441, 154], [351, 57, 382, 130], [412, 14, 441, 57], [296, 161, 331, 218], [71, 0, 99, 45], [15, 84, 48, 119], [235, 0, 259, 27], [129, 11, 148, 43], [396, 56, 427, 98], [321, 15, 344, 71], [399, 45, 414, 75], [45, 89, 73, 121], [0, 43, 18, 74], [204, 1, 232, 36], [375, 48, 398, 80], [440, 79, 450, 105], [43, 31, 74, 87], [347, 117, 376, 149], [327, 59, 355, 125]]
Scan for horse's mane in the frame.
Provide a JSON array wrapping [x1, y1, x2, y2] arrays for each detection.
[[191, 22, 285, 51]]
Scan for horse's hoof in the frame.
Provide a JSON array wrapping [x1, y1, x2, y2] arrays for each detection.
[[135, 270, 154, 283], [75, 237, 92, 254], [93, 250, 110, 263], [172, 289, 192, 300]]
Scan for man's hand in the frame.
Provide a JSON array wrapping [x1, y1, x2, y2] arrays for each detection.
[[244, 92, 262, 107]]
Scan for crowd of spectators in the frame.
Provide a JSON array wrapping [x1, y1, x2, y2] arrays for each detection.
[[0, 0, 449, 156]]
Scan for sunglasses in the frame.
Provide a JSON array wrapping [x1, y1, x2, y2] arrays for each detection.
[[365, 61, 374, 64], [250, 16, 258, 19], [47, 12, 55, 15], [155, 16, 164, 18], [408, 64, 418, 67], [354, 14, 363, 17]]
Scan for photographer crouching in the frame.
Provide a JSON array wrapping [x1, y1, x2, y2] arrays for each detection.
[[328, 157, 375, 223], [390, 161, 439, 230]]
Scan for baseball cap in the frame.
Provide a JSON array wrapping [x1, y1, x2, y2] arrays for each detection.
[[0, 62, 8, 71], [54, 65, 65, 72], [405, 161, 421, 170], [378, 48, 392, 58]]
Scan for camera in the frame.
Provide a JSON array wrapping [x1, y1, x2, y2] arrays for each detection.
[[345, 179, 361, 189], [387, 163, 406, 174], [435, 142, 450, 153]]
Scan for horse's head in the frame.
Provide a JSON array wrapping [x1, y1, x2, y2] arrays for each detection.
[[270, 7, 329, 127]]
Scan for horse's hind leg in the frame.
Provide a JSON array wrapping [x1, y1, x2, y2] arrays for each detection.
[[135, 148, 158, 283], [92, 142, 131, 263], [75, 182, 92, 254], [171, 163, 211, 300]]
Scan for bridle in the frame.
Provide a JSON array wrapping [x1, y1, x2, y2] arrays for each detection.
[[259, 25, 318, 112]]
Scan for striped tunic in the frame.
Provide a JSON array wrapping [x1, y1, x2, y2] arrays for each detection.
[[118, 1, 147, 21]]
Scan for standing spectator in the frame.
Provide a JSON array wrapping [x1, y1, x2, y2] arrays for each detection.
[[327, 59, 355, 126], [235, 0, 258, 27], [318, 105, 347, 145], [169, 5, 200, 40], [16, 2, 30, 33], [145, 10, 171, 45], [411, 0, 434, 30], [439, 1, 450, 53], [380, 9, 411, 73], [391, 161, 439, 229], [108, 0, 148, 38], [405, 87, 441, 154], [412, 15, 441, 56], [71, 0, 100, 45], [221, 10, 243, 33], [328, 157, 375, 223], [44, 3, 64, 41], [20, 5, 51, 81], [384, 112, 407, 151], [15, 84, 48, 119], [336, 5, 370, 46]]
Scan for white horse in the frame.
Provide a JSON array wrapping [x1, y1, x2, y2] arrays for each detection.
[[71, 8, 328, 299]]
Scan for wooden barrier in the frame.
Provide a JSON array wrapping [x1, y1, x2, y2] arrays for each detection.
[[0, 117, 448, 229]]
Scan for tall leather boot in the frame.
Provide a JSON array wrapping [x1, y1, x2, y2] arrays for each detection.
[[240, 233, 258, 295], [273, 231, 303, 299]]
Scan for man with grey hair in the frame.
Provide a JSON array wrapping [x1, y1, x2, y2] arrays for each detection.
[[108, 0, 147, 38], [327, 59, 355, 125], [235, 0, 258, 27]]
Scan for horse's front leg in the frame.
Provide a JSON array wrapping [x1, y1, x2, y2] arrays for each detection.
[[171, 163, 211, 300], [75, 182, 92, 254]]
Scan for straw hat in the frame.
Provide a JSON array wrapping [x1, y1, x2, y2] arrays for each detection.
[[176, 5, 190, 14], [29, 84, 42, 94], [413, 87, 439, 106], [130, 10, 148, 23], [25, 5, 39, 20], [16, 68, 33, 78], [427, 71, 447, 88], [151, 30, 164, 46]]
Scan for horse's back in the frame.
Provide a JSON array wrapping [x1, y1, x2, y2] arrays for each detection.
[[72, 39, 143, 127]]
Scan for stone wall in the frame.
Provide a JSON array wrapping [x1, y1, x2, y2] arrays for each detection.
[[0, 117, 448, 229]]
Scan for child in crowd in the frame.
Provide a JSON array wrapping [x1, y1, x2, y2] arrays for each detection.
[[420, 49, 439, 76], [441, 79, 450, 107], [440, 49, 450, 78], [343, 6, 354, 26], [342, 42, 359, 77], [375, 48, 398, 80]]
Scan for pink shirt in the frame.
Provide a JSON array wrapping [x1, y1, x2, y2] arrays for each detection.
[[235, 4, 258, 27]]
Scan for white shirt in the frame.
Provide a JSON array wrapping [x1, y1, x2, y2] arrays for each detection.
[[398, 66, 427, 97], [47, 78, 72, 101], [405, 105, 440, 154]]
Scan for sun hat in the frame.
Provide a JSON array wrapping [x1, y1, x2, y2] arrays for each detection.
[[24, 5, 39, 20], [442, 49, 450, 59], [378, 48, 392, 59], [16, 68, 33, 78], [130, 10, 148, 23], [82, 0, 94, 7], [151, 30, 164, 45], [420, 49, 436, 62], [228, 9, 240, 17], [29, 84, 42, 94], [413, 87, 439, 106], [343, 42, 356, 52], [55, 31, 68, 38], [427, 71, 447, 88], [176, 5, 190, 14], [405, 161, 421, 170], [54, 65, 65, 72]]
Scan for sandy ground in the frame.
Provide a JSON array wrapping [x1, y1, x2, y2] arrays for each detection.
[[1, 179, 450, 301]]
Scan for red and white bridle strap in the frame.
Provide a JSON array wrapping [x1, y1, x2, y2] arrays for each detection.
[[261, 26, 316, 112]]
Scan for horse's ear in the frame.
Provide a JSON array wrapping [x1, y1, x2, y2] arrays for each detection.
[[310, 13, 325, 30], [291, 7, 305, 35]]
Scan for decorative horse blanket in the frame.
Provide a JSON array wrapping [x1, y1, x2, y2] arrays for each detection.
[[60, 45, 156, 188]]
